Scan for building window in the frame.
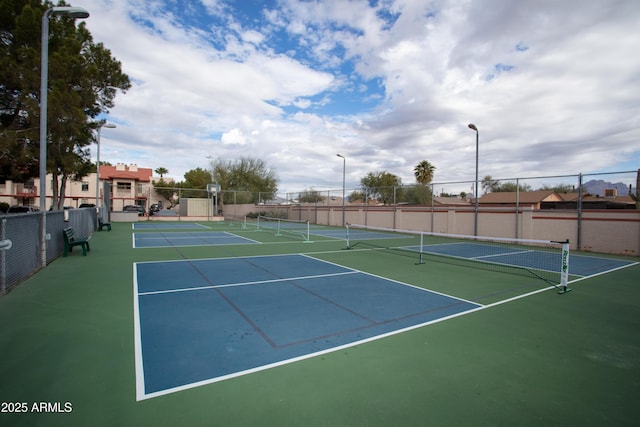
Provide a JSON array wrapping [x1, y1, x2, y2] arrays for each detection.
[[117, 182, 132, 191], [81, 182, 89, 191]]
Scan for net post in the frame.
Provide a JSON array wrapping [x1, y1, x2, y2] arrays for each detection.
[[418, 232, 424, 264], [558, 239, 571, 294], [304, 220, 311, 243], [346, 223, 351, 249], [275, 219, 282, 236]]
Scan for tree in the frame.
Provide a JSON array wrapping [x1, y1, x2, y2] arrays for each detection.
[[152, 177, 178, 208], [481, 175, 500, 194], [539, 183, 575, 193], [0, 0, 42, 182], [181, 167, 212, 198], [0, 0, 131, 209], [481, 176, 533, 193], [298, 189, 325, 203], [400, 184, 432, 205], [360, 171, 402, 205], [495, 182, 533, 192], [348, 190, 367, 202], [183, 167, 212, 188], [209, 157, 278, 205], [86, 160, 111, 173], [154, 167, 168, 178], [414, 160, 436, 185]]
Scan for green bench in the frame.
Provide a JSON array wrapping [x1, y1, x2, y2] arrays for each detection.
[[98, 217, 111, 231], [63, 227, 91, 256]]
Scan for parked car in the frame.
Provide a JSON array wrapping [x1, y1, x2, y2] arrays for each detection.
[[79, 203, 95, 208], [7, 205, 39, 214], [123, 205, 146, 216]]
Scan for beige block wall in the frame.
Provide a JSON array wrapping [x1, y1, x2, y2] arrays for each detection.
[[179, 198, 212, 217], [580, 211, 640, 256], [224, 204, 640, 256]]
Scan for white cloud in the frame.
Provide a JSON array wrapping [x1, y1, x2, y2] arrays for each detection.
[[80, 0, 640, 193], [241, 29, 265, 45], [221, 128, 246, 146]]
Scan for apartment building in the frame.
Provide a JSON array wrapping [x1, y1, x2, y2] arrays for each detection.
[[0, 163, 169, 211]]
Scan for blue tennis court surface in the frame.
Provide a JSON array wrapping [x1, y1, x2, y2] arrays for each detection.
[[133, 254, 481, 399], [134, 231, 257, 248], [133, 223, 210, 230]]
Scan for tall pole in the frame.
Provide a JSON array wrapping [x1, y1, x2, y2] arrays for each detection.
[[337, 154, 345, 226], [95, 122, 116, 211], [468, 124, 479, 236], [95, 125, 100, 209], [39, 6, 90, 267], [39, 11, 51, 217]]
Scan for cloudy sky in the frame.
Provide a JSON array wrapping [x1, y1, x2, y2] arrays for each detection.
[[76, 0, 640, 195]]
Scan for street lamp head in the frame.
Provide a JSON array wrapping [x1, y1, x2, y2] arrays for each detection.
[[102, 123, 117, 129], [50, 6, 90, 19], [468, 123, 478, 132], [336, 153, 344, 159]]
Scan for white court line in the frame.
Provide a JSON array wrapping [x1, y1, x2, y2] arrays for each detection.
[[137, 271, 359, 296]]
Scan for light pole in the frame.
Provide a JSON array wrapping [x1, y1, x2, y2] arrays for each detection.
[[468, 123, 479, 236], [39, 6, 90, 267], [95, 122, 116, 211], [337, 154, 345, 226]]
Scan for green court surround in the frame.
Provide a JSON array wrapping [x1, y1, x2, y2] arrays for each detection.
[[1, 221, 638, 426]]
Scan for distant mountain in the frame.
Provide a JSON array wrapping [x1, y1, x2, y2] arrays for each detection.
[[583, 179, 635, 197]]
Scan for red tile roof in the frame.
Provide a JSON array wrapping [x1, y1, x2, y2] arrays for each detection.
[[99, 165, 153, 182], [478, 190, 560, 204], [479, 190, 637, 208], [434, 196, 471, 205]]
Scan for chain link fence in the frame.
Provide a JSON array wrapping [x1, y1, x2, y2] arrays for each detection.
[[233, 170, 639, 253], [1, 208, 96, 295], [2, 170, 637, 295], [277, 170, 638, 207]]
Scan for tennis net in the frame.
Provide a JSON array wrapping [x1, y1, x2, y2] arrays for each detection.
[[257, 215, 312, 242], [222, 214, 249, 227], [345, 224, 570, 293]]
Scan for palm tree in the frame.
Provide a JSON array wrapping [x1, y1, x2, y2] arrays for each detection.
[[154, 167, 169, 178], [414, 160, 436, 185]]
